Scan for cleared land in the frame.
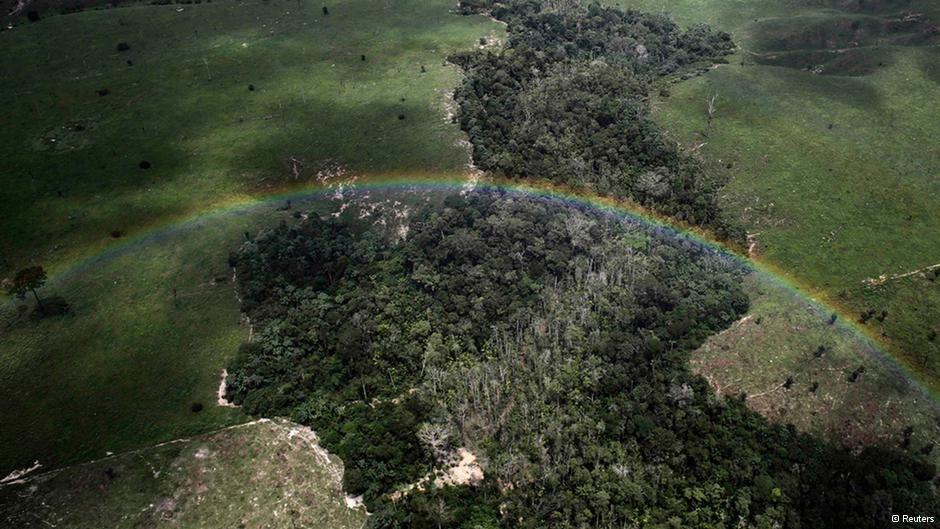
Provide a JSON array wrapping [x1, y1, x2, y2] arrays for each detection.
[[0, 418, 367, 528], [693, 273, 939, 464], [615, 0, 940, 390], [0, 0, 500, 476]]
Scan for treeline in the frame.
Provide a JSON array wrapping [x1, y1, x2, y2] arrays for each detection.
[[226, 191, 937, 528], [451, 1, 741, 240]]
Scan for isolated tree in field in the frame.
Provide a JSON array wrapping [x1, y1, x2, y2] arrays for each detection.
[[704, 93, 718, 136], [7, 266, 48, 314]]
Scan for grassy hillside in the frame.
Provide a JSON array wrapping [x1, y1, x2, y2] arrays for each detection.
[[615, 0, 940, 389], [0, 0, 501, 276], [0, 419, 367, 528], [0, 0, 499, 476]]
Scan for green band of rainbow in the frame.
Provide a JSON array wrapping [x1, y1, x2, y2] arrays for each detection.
[[28, 173, 940, 403]]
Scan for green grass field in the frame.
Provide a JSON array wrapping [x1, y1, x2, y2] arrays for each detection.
[[0, 0, 500, 276], [0, 419, 366, 528], [0, 0, 499, 476], [615, 0, 940, 390]]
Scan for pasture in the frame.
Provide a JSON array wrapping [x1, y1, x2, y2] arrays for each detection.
[[616, 0, 940, 389], [0, 0, 499, 475]]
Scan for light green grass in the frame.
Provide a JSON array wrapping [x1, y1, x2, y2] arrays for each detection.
[[615, 0, 940, 389], [0, 0, 498, 475], [0, 200, 252, 474], [0, 418, 367, 528], [0, 0, 501, 276]]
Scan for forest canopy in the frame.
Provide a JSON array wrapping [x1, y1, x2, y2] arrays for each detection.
[[226, 190, 937, 528], [450, 1, 740, 239]]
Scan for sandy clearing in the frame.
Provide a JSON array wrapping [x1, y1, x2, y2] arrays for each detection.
[[216, 369, 238, 408]]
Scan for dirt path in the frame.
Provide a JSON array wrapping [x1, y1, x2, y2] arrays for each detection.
[[863, 262, 940, 286], [216, 369, 238, 407]]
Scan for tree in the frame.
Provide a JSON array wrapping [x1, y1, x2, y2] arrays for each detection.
[[7, 266, 47, 314], [704, 93, 718, 136], [417, 422, 451, 462]]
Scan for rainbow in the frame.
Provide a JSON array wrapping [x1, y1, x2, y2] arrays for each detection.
[[20, 172, 940, 400]]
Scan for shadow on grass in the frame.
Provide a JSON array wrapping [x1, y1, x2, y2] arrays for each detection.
[[746, 3, 939, 76]]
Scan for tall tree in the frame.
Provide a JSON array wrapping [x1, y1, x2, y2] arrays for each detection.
[[7, 266, 47, 314]]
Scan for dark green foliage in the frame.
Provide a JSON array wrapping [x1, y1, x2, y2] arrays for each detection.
[[451, 1, 742, 240], [116, 42, 130, 52], [6, 265, 50, 315], [6, 266, 47, 300], [488, 2, 734, 75], [227, 191, 937, 528]]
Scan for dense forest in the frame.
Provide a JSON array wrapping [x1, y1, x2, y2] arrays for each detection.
[[450, 0, 741, 240], [226, 190, 937, 528]]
